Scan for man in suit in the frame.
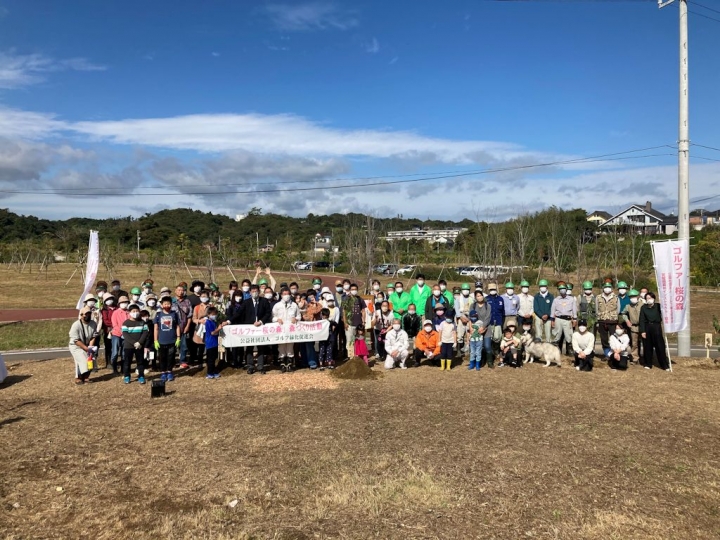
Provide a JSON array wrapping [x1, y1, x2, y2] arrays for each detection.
[[230, 284, 273, 374]]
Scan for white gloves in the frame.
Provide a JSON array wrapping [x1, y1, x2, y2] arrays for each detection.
[[133, 342, 141, 349]]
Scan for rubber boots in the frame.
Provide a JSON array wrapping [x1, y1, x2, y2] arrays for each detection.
[[467, 360, 475, 370], [440, 359, 446, 370]]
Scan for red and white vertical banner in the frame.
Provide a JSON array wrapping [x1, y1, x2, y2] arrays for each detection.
[[651, 239, 689, 333], [76, 231, 100, 310]]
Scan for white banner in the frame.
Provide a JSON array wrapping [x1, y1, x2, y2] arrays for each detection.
[[221, 320, 330, 347], [651, 239, 689, 333], [76, 231, 100, 310]]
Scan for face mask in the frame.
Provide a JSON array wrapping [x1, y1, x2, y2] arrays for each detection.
[[132, 295, 140, 302], [440, 285, 447, 291], [209, 315, 217, 321], [578, 326, 587, 332], [445, 317, 452, 323], [265, 293, 274, 300], [523, 326, 531, 332], [408, 310, 416, 315], [560, 290, 567, 297], [417, 280, 424, 287], [336, 286, 343, 293], [396, 288, 403, 293], [489, 290, 497, 296], [313, 284, 321, 291], [584, 290, 592, 296], [521, 287, 529, 294], [86, 300, 96, 308], [232, 295, 241, 302], [282, 295, 291, 303], [200, 297, 209, 304], [433, 290, 441, 297], [376, 296, 384, 302], [436, 311, 444, 317], [241, 286, 250, 293], [462, 291, 470, 297], [193, 286, 201, 294], [105, 299, 114, 306], [381, 307, 389, 313], [119, 303, 128, 310], [539, 287, 548, 293], [619, 288, 627, 295], [129, 312, 139, 319], [350, 290, 358, 296], [392, 324, 401, 331], [251, 292, 259, 300], [424, 326, 433, 332], [506, 289, 514, 296], [603, 287, 612, 294], [373, 285, 380, 291], [646, 299, 655, 306], [615, 328, 624, 336], [147, 300, 156, 307], [630, 298, 638, 305], [343, 284, 350, 291], [290, 289, 298, 295]]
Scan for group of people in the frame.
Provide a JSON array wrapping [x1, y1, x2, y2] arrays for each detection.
[[68, 269, 671, 385]]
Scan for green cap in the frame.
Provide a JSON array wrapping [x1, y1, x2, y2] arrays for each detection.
[[520, 280, 530, 287], [582, 280, 593, 289], [312, 278, 322, 285], [505, 282, 515, 289], [538, 279, 549, 287], [629, 288, 640, 297], [617, 281, 628, 289], [130, 287, 141, 295], [452, 287, 461, 294], [209, 283, 219, 291], [258, 278, 268, 285], [387, 283, 394, 289], [566, 283, 574, 291], [461, 283, 471, 290], [558, 282, 568, 290]]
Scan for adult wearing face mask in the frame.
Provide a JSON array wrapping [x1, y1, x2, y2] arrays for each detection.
[[388, 281, 411, 320], [501, 282, 519, 330], [517, 280, 534, 331], [95, 281, 108, 302], [595, 281, 620, 358], [240, 279, 252, 301], [577, 281, 597, 337], [437, 279, 454, 309], [616, 281, 630, 313], [571, 319, 595, 372], [129, 287, 144, 309], [485, 283, 505, 361], [384, 318, 410, 369], [185, 280, 205, 364], [272, 287, 300, 372], [81, 293, 102, 370], [110, 280, 128, 302], [109, 295, 130, 374], [341, 283, 367, 359], [639, 292, 670, 371], [413, 320, 441, 368], [621, 289, 643, 361], [409, 274, 432, 319], [453, 283, 473, 354], [139, 279, 154, 306], [469, 290, 492, 367], [230, 284, 273, 374], [311, 278, 323, 301], [550, 282, 577, 356], [334, 280, 348, 360], [100, 293, 116, 368], [225, 289, 245, 368], [69, 307, 99, 385], [608, 325, 631, 371], [425, 284, 453, 322], [172, 285, 193, 369], [191, 289, 212, 366], [533, 279, 554, 344], [373, 300, 394, 362]]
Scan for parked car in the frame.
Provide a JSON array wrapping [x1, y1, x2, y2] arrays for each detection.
[[374, 264, 390, 274], [459, 266, 481, 276], [396, 265, 416, 276], [296, 262, 313, 270], [382, 264, 399, 275]]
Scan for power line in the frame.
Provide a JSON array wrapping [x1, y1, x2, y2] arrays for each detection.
[[689, 1, 720, 16], [692, 142, 720, 153], [691, 155, 720, 163], [0, 150, 676, 197]]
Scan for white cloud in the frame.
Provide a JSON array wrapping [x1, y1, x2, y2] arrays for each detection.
[[265, 2, 358, 31], [0, 50, 106, 89], [211, 52, 220, 57], [365, 37, 380, 54]]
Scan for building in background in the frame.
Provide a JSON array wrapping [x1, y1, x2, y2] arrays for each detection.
[[599, 201, 678, 235]]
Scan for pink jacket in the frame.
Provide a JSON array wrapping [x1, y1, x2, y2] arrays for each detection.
[[111, 309, 128, 337]]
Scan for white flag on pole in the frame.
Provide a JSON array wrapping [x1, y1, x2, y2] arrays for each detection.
[[76, 231, 100, 310], [651, 239, 689, 333]]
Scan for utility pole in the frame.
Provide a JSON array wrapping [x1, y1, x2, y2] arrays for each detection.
[[136, 230, 141, 257], [659, 0, 691, 356]]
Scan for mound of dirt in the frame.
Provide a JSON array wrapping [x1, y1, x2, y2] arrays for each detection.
[[330, 357, 380, 380]]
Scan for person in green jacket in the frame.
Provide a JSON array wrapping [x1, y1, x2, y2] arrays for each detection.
[[438, 279, 455, 309], [409, 274, 433, 318], [389, 281, 411, 319]]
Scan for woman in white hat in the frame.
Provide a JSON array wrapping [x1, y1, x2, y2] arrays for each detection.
[[69, 307, 99, 385]]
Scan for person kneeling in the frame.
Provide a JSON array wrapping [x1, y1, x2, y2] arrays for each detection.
[[384, 318, 409, 369], [608, 326, 631, 371], [499, 327, 521, 368], [413, 321, 441, 367], [572, 319, 595, 372]]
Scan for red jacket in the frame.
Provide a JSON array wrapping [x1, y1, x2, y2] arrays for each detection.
[[101, 307, 115, 335]]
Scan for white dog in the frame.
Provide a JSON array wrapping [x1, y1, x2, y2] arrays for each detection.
[[520, 334, 562, 368]]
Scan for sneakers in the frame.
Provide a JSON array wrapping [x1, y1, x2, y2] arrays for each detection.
[[213, 373, 221, 379], [644, 366, 651, 370], [138, 377, 146, 384], [123, 376, 131, 384], [498, 362, 506, 368], [180, 363, 189, 369], [206, 374, 214, 380], [160, 373, 167, 382], [166, 372, 175, 382]]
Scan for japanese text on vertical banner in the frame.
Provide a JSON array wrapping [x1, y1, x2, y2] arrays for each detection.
[[651, 239, 689, 333]]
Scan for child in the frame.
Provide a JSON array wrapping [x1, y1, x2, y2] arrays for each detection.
[[318, 308, 338, 370], [121, 304, 149, 384], [438, 312, 456, 371], [154, 296, 181, 382], [139, 309, 156, 372], [191, 289, 211, 366], [354, 325, 369, 364], [204, 306, 223, 379], [465, 310, 484, 371], [499, 327, 521, 368]]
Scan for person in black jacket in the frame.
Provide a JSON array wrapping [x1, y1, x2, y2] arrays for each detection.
[[230, 284, 273, 374], [225, 290, 245, 368], [639, 292, 670, 371]]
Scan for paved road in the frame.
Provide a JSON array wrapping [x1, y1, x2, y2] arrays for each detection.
[[2, 346, 714, 364], [0, 309, 76, 323]]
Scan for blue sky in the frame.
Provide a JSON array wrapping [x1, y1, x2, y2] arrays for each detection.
[[0, 0, 718, 221]]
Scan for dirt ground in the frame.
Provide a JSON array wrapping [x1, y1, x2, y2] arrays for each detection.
[[1, 356, 719, 539]]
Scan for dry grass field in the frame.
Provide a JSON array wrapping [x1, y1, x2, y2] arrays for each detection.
[[1, 356, 719, 539]]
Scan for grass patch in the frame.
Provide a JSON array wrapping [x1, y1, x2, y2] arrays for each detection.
[[0, 319, 74, 351]]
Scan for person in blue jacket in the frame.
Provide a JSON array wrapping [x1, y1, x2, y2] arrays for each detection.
[[484, 282, 505, 365]]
